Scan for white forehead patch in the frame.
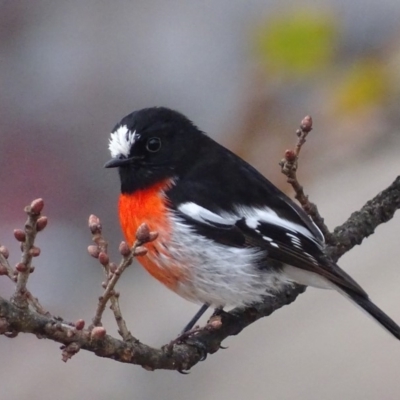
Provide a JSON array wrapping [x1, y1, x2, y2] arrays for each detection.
[[108, 125, 136, 158]]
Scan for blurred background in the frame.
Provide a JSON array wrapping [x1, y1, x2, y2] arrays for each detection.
[[1, 1, 400, 399]]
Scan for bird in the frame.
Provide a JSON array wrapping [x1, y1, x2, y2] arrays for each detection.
[[105, 106, 400, 339]]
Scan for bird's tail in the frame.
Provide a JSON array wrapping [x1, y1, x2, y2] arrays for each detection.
[[340, 286, 400, 340], [282, 262, 400, 339]]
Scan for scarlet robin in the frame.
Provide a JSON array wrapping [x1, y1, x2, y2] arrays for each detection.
[[105, 106, 400, 339]]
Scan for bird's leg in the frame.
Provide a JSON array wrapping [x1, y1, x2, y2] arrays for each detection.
[[181, 303, 209, 334], [164, 304, 230, 363], [163, 303, 210, 360]]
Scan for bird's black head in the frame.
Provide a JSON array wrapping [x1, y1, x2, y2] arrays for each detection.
[[105, 107, 205, 193]]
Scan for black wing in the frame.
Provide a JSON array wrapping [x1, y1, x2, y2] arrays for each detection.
[[172, 202, 367, 297], [166, 141, 366, 297]]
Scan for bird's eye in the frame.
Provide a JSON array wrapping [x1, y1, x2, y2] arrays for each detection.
[[146, 137, 161, 153]]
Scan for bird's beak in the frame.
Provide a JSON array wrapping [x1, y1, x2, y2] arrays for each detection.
[[104, 156, 143, 168]]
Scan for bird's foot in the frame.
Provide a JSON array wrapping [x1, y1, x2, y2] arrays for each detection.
[[164, 325, 203, 351]]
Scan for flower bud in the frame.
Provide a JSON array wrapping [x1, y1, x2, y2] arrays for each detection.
[[300, 115, 313, 133], [14, 229, 26, 242], [91, 326, 106, 339], [119, 241, 131, 257], [29, 247, 40, 257], [0, 246, 9, 259], [30, 198, 44, 214], [134, 246, 148, 257], [87, 245, 100, 258], [36, 216, 48, 232], [88, 215, 102, 234], [136, 223, 150, 242], [284, 149, 296, 162], [15, 263, 27, 273], [74, 319, 85, 330], [98, 252, 109, 266]]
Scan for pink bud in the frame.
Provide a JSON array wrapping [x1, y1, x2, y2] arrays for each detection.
[[300, 115, 313, 133], [0, 265, 8, 275], [74, 319, 85, 330], [98, 252, 109, 266], [209, 319, 223, 329], [119, 241, 131, 257], [109, 262, 117, 273], [0, 246, 9, 259], [36, 216, 48, 232], [91, 326, 106, 339], [148, 231, 159, 242], [87, 245, 100, 258], [29, 247, 40, 257], [14, 229, 26, 242], [30, 198, 44, 214], [136, 223, 150, 242], [88, 215, 102, 234], [134, 245, 148, 257], [15, 263, 27, 273], [284, 149, 296, 162]]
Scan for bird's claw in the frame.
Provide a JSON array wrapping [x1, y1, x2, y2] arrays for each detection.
[[164, 326, 208, 363], [178, 368, 191, 375]]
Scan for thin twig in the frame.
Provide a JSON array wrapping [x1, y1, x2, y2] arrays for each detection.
[[25, 291, 50, 316], [110, 296, 135, 342], [280, 116, 335, 244], [0, 251, 16, 282], [89, 214, 109, 278], [0, 247, 48, 315], [88, 218, 157, 342], [12, 199, 44, 307], [91, 239, 141, 328]]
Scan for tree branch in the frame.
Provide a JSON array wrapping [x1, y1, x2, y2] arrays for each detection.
[[327, 175, 400, 261], [0, 281, 305, 370], [1, 120, 400, 372]]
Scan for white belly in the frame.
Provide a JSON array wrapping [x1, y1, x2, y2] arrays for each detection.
[[151, 217, 293, 308]]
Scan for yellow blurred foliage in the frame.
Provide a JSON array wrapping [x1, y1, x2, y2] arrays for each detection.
[[333, 59, 389, 114], [252, 10, 337, 77]]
